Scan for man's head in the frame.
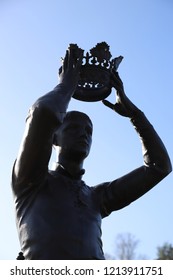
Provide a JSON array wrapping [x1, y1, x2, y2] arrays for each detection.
[[53, 111, 93, 161]]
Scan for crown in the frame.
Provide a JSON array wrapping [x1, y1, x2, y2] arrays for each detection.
[[73, 42, 123, 102]]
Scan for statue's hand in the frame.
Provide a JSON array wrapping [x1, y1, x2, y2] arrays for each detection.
[[102, 71, 139, 118], [59, 44, 83, 93]]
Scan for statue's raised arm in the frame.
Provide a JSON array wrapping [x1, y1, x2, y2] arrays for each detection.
[[13, 44, 83, 188], [101, 70, 172, 213]]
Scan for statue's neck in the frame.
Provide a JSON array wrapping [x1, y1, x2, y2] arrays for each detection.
[[55, 153, 84, 178]]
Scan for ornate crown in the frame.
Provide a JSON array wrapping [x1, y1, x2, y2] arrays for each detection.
[[73, 42, 123, 102]]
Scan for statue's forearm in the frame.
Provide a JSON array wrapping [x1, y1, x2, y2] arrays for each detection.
[[100, 112, 172, 215], [32, 83, 74, 123], [13, 83, 73, 187], [131, 110, 172, 175]]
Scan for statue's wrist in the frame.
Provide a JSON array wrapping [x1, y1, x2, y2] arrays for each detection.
[[130, 109, 145, 123], [54, 83, 75, 96]]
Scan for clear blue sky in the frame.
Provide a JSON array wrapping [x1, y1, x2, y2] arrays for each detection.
[[0, 0, 173, 260]]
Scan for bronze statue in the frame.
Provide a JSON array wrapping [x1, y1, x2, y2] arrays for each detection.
[[12, 43, 172, 260]]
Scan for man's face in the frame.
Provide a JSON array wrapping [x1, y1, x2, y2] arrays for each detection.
[[56, 114, 93, 160]]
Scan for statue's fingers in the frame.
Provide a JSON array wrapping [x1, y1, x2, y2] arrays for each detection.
[[113, 103, 124, 115], [58, 66, 62, 76], [67, 47, 74, 69], [102, 100, 127, 116], [111, 70, 123, 88], [62, 50, 68, 71], [76, 49, 84, 71], [114, 103, 130, 117], [102, 100, 115, 110]]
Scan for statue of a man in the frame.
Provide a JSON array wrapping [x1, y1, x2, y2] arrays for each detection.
[[12, 44, 172, 260]]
